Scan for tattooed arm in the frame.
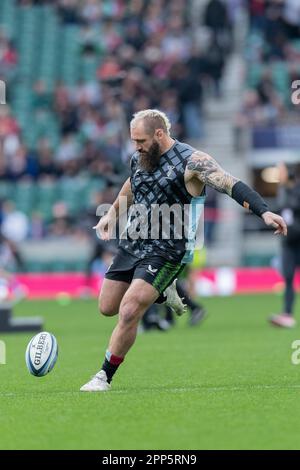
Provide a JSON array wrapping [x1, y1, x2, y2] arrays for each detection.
[[186, 151, 239, 196], [185, 151, 287, 235]]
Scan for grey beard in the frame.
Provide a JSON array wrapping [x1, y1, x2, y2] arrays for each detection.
[[138, 143, 161, 172]]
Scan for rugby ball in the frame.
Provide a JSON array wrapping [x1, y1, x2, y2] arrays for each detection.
[[25, 332, 58, 377]]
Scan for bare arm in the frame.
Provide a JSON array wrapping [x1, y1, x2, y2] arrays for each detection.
[[94, 177, 133, 240], [186, 151, 287, 236], [109, 177, 133, 218]]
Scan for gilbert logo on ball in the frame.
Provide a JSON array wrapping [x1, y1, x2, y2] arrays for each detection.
[[25, 332, 58, 377]]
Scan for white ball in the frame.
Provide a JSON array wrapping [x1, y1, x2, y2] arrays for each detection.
[[25, 332, 58, 377]]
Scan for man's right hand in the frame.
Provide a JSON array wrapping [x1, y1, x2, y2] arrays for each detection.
[[93, 213, 115, 241]]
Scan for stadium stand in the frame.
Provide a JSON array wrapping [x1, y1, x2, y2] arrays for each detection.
[[0, 0, 236, 272], [2, 0, 294, 272]]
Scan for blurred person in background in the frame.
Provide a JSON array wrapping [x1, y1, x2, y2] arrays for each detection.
[[269, 163, 300, 328], [0, 233, 25, 274], [0, 228, 27, 302], [204, 0, 232, 54], [143, 259, 208, 331], [204, 186, 219, 246], [48, 201, 74, 238], [178, 251, 208, 327], [168, 62, 204, 139], [0, 29, 18, 83], [140, 303, 172, 332], [1, 200, 29, 243], [87, 241, 118, 278], [163, 270, 208, 328]]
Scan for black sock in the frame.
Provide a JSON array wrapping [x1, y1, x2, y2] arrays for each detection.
[[165, 306, 175, 324], [176, 282, 203, 311], [101, 350, 124, 383], [155, 293, 167, 304]]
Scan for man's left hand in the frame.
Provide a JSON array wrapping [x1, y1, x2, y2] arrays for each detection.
[[262, 211, 287, 236]]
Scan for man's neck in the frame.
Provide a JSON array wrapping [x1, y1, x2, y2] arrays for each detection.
[[160, 138, 176, 156]]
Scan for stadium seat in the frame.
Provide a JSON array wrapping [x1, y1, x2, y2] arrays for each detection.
[[11, 182, 36, 215], [0, 182, 13, 200]]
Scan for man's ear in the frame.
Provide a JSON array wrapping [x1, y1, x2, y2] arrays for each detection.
[[156, 129, 164, 139]]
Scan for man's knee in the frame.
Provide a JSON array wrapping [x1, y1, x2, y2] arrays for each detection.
[[119, 296, 147, 325], [98, 296, 118, 317]]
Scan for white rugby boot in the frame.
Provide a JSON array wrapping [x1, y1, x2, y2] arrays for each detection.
[[80, 370, 111, 392], [164, 279, 187, 316]]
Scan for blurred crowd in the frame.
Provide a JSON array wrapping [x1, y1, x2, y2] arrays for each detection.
[[0, 0, 237, 245], [236, 0, 300, 137]]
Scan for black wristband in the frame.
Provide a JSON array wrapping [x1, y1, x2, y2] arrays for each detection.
[[231, 181, 269, 218]]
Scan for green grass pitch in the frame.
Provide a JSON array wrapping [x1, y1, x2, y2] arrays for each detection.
[[1, 294, 300, 450]]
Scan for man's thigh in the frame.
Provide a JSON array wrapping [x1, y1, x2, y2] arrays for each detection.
[[119, 278, 160, 321], [100, 247, 139, 315]]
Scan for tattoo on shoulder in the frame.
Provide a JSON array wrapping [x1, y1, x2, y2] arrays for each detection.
[[187, 151, 239, 195]]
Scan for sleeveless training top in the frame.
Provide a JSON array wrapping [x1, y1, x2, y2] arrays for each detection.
[[119, 140, 205, 263]]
